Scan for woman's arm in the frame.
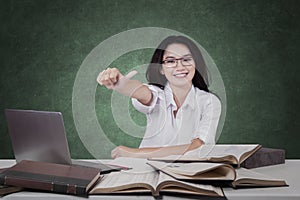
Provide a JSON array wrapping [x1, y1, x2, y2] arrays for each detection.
[[97, 68, 152, 105], [111, 138, 204, 159]]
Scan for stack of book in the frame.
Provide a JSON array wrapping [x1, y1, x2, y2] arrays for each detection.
[[89, 144, 288, 198], [0, 144, 288, 198]]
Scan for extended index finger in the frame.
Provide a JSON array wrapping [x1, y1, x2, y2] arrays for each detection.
[[97, 71, 105, 85]]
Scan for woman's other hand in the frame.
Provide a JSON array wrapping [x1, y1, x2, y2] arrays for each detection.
[[111, 146, 138, 159]]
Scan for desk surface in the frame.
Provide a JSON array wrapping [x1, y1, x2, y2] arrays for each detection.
[[1, 159, 300, 200]]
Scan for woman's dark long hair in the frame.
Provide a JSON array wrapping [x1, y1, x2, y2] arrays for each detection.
[[146, 36, 209, 92]]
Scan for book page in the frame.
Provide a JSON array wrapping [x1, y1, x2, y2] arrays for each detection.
[[149, 144, 261, 166], [90, 170, 159, 193], [235, 168, 286, 182], [107, 157, 154, 173], [148, 161, 235, 180], [233, 168, 287, 187], [185, 144, 260, 161], [148, 161, 228, 176], [156, 172, 224, 197]]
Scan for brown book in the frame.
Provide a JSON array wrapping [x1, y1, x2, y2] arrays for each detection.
[[0, 160, 100, 196], [0, 185, 23, 197]]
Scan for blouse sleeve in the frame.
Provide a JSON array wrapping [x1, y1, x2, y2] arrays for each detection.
[[192, 93, 222, 144], [131, 84, 161, 114]]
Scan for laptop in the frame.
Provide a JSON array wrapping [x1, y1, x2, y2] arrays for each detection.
[[4, 109, 123, 174]]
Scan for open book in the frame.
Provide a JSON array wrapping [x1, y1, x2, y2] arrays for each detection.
[[231, 168, 288, 188], [89, 170, 224, 197], [147, 161, 287, 188], [149, 144, 262, 167], [147, 161, 235, 181]]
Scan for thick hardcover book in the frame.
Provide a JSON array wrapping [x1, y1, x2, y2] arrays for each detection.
[[0, 160, 100, 196], [0, 168, 23, 197], [241, 147, 285, 169], [0, 184, 23, 197]]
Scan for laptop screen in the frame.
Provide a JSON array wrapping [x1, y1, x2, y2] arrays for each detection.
[[5, 109, 72, 165]]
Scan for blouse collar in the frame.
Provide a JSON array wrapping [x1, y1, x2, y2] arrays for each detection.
[[164, 83, 196, 110]]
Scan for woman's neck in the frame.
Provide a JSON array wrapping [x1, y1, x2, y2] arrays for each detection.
[[170, 83, 192, 109]]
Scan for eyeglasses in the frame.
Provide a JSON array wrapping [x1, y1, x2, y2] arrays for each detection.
[[161, 57, 195, 68]]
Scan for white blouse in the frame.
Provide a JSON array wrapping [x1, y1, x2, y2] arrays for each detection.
[[132, 83, 222, 148]]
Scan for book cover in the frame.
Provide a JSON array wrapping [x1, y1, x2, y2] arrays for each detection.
[[241, 147, 285, 169]]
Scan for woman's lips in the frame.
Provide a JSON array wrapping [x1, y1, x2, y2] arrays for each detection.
[[173, 72, 188, 78]]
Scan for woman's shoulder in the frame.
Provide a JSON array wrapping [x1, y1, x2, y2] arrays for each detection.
[[194, 87, 216, 97], [146, 84, 165, 94], [194, 87, 221, 105]]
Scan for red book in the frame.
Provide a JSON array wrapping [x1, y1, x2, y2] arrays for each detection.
[[0, 160, 100, 196]]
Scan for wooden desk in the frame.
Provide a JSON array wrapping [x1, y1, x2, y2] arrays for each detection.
[[1, 159, 299, 200]]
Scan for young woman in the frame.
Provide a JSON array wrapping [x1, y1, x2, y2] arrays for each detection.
[[97, 36, 221, 159]]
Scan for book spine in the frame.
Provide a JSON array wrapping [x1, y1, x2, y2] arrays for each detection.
[[0, 175, 86, 195], [53, 182, 86, 195]]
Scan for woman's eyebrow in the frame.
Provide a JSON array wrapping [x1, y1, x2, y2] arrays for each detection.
[[164, 56, 176, 59], [165, 53, 192, 58]]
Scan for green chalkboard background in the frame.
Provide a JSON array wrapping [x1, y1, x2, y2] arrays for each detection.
[[1, 0, 299, 159]]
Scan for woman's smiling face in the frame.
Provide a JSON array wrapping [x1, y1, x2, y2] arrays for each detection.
[[161, 43, 196, 88]]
